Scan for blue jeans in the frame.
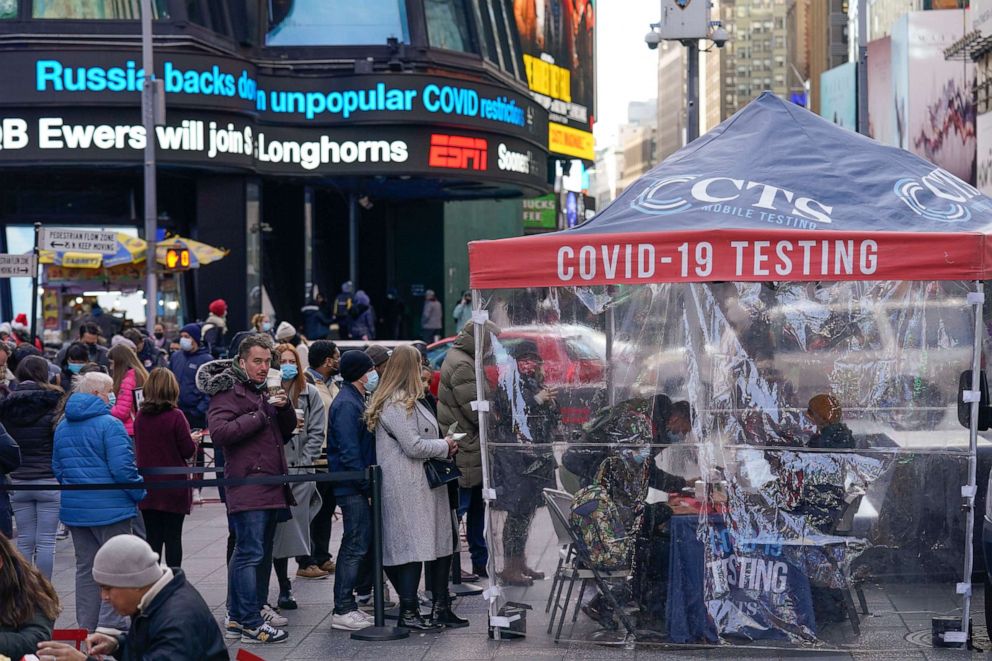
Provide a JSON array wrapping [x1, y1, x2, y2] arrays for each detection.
[[459, 486, 488, 568], [228, 509, 278, 629], [10, 481, 61, 579], [333, 494, 371, 614]]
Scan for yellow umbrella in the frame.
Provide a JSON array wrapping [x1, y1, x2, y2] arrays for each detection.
[[40, 233, 228, 269]]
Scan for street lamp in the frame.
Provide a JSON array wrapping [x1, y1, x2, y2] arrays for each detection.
[[647, 11, 729, 144]]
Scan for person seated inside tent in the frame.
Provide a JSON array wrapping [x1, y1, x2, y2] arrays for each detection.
[[805, 394, 855, 450]]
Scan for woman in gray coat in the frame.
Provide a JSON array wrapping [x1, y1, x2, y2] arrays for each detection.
[[365, 345, 467, 631], [272, 344, 326, 611]]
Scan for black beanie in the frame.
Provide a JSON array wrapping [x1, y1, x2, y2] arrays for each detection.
[[340, 350, 374, 382]]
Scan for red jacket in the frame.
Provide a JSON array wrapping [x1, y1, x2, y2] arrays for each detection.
[[207, 378, 297, 514], [134, 408, 196, 515]]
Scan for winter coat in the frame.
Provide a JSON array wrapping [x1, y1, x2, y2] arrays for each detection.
[[301, 303, 333, 340], [201, 313, 228, 359], [808, 422, 856, 450], [273, 383, 326, 558], [169, 347, 213, 421], [0, 612, 54, 659], [111, 368, 140, 436], [305, 369, 337, 468], [199, 361, 297, 514], [349, 291, 376, 340], [0, 423, 20, 537], [492, 371, 558, 516], [0, 382, 60, 481], [52, 393, 145, 527], [327, 382, 375, 497], [110, 569, 228, 661], [421, 299, 442, 331], [376, 400, 453, 566], [135, 407, 197, 515], [437, 322, 499, 488]]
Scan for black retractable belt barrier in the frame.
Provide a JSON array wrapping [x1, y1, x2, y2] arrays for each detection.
[[350, 465, 409, 641]]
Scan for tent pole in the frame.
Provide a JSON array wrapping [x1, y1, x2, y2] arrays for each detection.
[[471, 289, 500, 638], [962, 280, 983, 647], [606, 300, 616, 406]]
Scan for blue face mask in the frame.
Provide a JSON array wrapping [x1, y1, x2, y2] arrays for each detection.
[[107, 392, 117, 406], [179, 337, 194, 351], [67, 363, 83, 374], [262, 322, 273, 332], [280, 364, 298, 381], [365, 370, 379, 393]]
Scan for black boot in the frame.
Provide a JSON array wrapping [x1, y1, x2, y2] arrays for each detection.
[[397, 599, 442, 632], [430, 594, 469, 628]]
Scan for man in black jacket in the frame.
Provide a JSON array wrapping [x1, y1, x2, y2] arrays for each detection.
[[37, 534, 228, 660]]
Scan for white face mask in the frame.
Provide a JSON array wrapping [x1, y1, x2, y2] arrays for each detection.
[[364, 370, 379, 393], [179, 337, 194, 351]]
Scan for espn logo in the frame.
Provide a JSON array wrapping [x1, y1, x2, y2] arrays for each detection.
[[428, 134, 487, 171]]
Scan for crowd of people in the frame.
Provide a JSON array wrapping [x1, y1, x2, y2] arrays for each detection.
[[0, 294, 489, 659]]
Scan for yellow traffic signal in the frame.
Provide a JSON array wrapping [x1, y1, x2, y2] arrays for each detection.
[[164, 248, 191, 270]]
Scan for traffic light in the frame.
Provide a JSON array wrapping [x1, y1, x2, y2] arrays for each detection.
[[163, 247, 191, 270]]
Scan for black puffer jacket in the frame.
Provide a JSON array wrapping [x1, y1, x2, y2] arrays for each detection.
[[0, 382, 61, 481]]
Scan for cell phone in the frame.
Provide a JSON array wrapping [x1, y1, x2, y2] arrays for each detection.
[[451, 433, 467, 441]]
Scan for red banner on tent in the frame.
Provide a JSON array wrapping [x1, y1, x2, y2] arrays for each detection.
[[469, 229, 992, 289]]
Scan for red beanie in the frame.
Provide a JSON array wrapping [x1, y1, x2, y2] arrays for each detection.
[[209, 299, 227, 316]]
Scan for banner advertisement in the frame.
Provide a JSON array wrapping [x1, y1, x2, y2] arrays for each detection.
[[819, 62, 857, 131], [513, 0, 595, 159], [523, 194, 557, 231]]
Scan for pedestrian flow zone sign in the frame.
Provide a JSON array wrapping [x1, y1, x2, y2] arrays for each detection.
[[0, 253, 35, 277], [40, 227, 117, 253]]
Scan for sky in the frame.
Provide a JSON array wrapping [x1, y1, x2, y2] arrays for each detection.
[[593, 0, 661, 150]]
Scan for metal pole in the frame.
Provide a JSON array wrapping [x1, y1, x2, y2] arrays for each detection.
[[348, 192, 359, 290], [605, 300, 616, 406], [29, 222, 40, 344], [351, 465, 409, 641], [856, 0, 868, 136], [961, 281, 984, 648], [303, 186, 313, 301], [141, 0, 158, 329], [686, 39, 700, 143]]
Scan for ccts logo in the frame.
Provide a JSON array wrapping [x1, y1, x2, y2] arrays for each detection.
[[893, 168, 988, 223], [631, 174, 834, 224]]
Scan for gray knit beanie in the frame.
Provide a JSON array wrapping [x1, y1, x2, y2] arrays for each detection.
[[92, 535, 164, 588]]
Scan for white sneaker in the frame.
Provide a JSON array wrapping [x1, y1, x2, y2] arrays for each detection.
[[331, 609, 374, 631], [261, 604, 288, 627]]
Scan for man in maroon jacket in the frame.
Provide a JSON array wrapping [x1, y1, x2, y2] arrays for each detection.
[[204, 333, 297, 645]]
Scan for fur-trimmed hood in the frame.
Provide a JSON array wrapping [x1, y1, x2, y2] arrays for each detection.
[[195, 359, 237, 396]]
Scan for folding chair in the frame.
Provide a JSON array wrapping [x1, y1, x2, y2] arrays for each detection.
[[51, 629, 88, 651], [542, 488, 635, 643], [830, 495, 870, 632]]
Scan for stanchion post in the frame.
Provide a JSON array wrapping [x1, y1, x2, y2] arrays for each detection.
[[449, 507, 483, 597], [351, 465, 408, 641]]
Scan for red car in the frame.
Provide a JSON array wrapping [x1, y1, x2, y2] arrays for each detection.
[[426, 325, 606, 426]]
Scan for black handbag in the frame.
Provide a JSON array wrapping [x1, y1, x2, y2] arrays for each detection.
[[424, 457, 462, 489]]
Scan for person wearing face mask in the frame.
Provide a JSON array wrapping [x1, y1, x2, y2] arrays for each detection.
[[56, 323, 110, 371], [201, 333, 297, 645], [60, 341, 90, 390], [491, 341, 559, 586], [151, 323, 168, 350], [271, 343, 329, 608], [52, 371, 145, 635], [168, 324, 213, 433], [326, 351, 379, 631]]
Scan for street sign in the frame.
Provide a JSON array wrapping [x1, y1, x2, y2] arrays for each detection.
[[0, 253, 35, 278], [40, 228, 118, 253]]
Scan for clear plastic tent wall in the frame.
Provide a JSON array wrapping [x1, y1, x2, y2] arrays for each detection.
[[476, 280, 981, 651]]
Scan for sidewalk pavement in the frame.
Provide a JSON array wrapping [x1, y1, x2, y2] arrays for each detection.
[[46, 493, 989, 660]]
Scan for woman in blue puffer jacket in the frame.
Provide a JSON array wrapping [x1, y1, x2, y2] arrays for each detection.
[[52, 371, 145, 633]]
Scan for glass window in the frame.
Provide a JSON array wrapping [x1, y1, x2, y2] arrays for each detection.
[[0, 0, 15, 19], [266, 0, 409, 46], [33, 0, 169, 18], [425, 0, 477, 54]]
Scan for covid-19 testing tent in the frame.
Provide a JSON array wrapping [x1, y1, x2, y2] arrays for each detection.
[[466, 93, 992, 652]]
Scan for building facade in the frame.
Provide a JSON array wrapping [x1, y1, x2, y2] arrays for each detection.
[[0, 0, 596, 339]]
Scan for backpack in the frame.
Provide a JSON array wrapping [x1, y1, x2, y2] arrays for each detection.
[[569, 482, 632, 571]]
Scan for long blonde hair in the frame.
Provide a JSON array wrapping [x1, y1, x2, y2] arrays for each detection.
[[365, 345, 425, 431]]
